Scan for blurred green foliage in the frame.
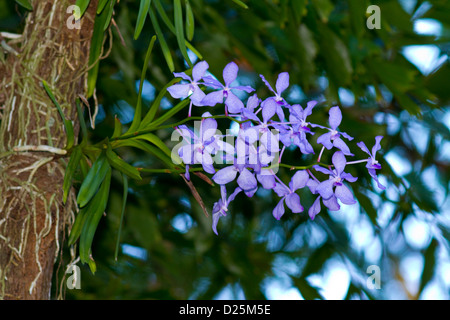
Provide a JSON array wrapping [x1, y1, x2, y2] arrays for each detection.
[[2, 0, 450, 299]]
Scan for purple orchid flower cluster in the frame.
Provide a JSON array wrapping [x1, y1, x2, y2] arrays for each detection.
[[167, 61, 386, 235]]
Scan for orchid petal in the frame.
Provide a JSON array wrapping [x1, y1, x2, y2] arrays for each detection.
[[237, 168, 258, 191], [290, 170, 309, 191], [201, 90, 224, 106], [285, 192, 303, 213], [260, 74, 276, 95], [256, 173, 276, 189], [357, 141, 371, 157], [212, 165, 238, 185], [332, 151, 346, 175], [167, 84, 192, 99], [316, 179, 335, 200], [225, 92, 245, 113], [192, 61, 209, 81], [323, 195, 340, 211], [272, 198, 285, 220], [275, 72, 289, 95], [309, 196, 321, 220], [329, 106, 342, 130], [201, 118, 218, 142], [190, 87, 206, 106], [223, 61, 238, 87], [335, 184, 357, 205], [372, 136, 383, 157], [317, 132, 333, 149], [333, 137, 354, 156]]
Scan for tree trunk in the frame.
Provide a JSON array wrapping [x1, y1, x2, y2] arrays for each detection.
[[0, 0, 98, 300]]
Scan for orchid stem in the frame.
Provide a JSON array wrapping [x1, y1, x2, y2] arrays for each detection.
[[317, 146, 325, 162], [346, 159, 369, 165]]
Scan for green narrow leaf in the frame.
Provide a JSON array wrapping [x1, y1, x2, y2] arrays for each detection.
[[419, 238, 438, 295], [153, 0, 202, 59], [230, 0, 248, 9], [42, 81, 75, 149], [42, 81, 66, 123], [87, 4, 111, 98], [113, 139, 175, 169], [76, 98, 88, 140], [185, 41, 202, 60], [103, 0, 116, 31], [134, 0, 152, 39], [15, 0, 33, 10], [106, 144, 142, 180], [111, 115, 123, 139], [185, 0, 195, 41], [140, 77, 182, 127], [149, 99, 190, 128], [76, 152, 110, 208], [79, 154, 90, 179], [149, 7, 175, 72], [97, 0, 110, 14], [300, 243, 334, 278], [88, 259, 97, 274], [127, 35, 157, 134], [153, 0, 175, 33], [114, 174, 128, 261], [65, 120, 75, 149], [74, 0, 91, 20], [292, 277, 324, 300], [136, 133, 175, 159], [68, 206, 89, 246], [174, 0, 192, 67], [79, 167, 112, 264], [63, 146, 83, 204]]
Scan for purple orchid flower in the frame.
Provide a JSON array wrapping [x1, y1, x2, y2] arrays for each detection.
[[306, 178, 341, 220], [242, 98, 281, 156], [260, 72, 290, 121], [212, 185, 242, 235], [240, 94, 261, 128], [313, 151, 358, 205], [212, 159, 259, 197], [278, 101, 318, 154], [357, 136, 386, 190], [167, 61, 210, 117], [260, 72, 290, 106], [177, 115, 221, 176], [272, 170, 309, 220], [201, 62, 255, 114], [315, 106, 354, 156]]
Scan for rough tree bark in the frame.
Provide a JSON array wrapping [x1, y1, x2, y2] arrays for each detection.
[[0, 0, 98, 300]]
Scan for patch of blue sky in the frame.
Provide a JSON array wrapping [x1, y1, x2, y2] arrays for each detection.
[[287, 85, 306, 104], [213, 283, 246, 300], [95, 104, 106, 125], [385, 148, 413, 176], [403, 214, 432, 249], [399, 253, 424, 295], [307, 258, 351, 300], [121, 244, 148, 261], [402, 45, 447, 75], [338, 88, 355, 107], [135, 79, 156, 102], [112, 100, 135, 124], [171, 212, 195, 234]]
